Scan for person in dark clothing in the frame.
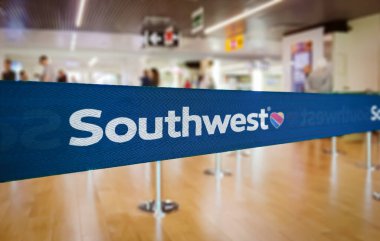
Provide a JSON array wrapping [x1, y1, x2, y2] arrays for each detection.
[[57, 69, 68, 83], [39, 55, 55, 82], [149, 68, 160, 87], [19, 70, 29, 81], [2, 59, 16, 81], [140, 69, 151, 86]]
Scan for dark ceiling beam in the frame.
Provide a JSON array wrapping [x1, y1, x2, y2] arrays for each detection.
[[283, 19, 351, 36]]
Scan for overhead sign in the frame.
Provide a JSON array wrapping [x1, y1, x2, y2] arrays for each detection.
[[1, 81, 380, 182], [144, 27, 179, 47], [225, 20, 246, 38], [191, 7, 204, 34], [225, 34, 244, 52]]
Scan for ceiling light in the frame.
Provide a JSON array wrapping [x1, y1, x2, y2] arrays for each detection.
[[204, 0, 283, 35], [75, 0, 87, 27], [88, 57, 98, 67]]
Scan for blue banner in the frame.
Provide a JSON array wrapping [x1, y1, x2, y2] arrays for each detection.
[[1, 81, 380, 182]]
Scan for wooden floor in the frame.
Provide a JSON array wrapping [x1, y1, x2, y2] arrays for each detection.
[[1, 137, 380, 241]]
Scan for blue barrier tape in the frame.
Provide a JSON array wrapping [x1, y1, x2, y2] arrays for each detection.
[[1, 81, 380, 182]]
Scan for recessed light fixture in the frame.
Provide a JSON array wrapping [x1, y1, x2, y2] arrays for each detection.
[[204, 0, 283, 35], [75, 0, 87, 27], [88, 57, 98, 67]]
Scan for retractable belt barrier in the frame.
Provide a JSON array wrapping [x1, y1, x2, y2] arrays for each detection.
[[1, 81, 380, 182]]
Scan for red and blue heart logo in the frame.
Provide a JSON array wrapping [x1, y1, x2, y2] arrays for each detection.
[[270, 112, 284, 129]]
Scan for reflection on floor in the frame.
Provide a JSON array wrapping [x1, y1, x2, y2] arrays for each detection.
[[0, 137, 380, 241]]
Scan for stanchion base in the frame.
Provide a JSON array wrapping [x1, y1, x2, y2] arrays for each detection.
[[373, 192, 380, 201], [204, 169, 232, 177], [354, 162, 377, 170], [228, 151, 250, 157], [323, 149, 346, 155], [138, 200, 179, 213]]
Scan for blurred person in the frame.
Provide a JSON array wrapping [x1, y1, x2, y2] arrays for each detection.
[[149, 68, 160, 87], [197, 75, 212, 89], [19, 70, 29, 81], [196, 75, 203, 88], [57, 69, 68, 83], [39, 55, 55, 82], [208, 76, 215, 89], [305, 58, 332, 93], [2, 58, 16, 81], [184, 79, 192, 88], [140, 69, 151, 86]]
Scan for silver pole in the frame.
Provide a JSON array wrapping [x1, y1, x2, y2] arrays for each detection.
[[355, 132, 375, 170], [332, 136, 337, 156], [235, 150, 242, 190], [154, 161, 164, 218], [216, 153, 221, 177], [324, 136, 345, 156], [237, 150, 242, 163], [371, 131, 380, 200], [138, 161, 179, 215], [366, 132, 372, 170], [204, 153, 232, 176]]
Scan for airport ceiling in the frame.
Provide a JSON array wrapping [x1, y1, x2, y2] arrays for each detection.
[[0, 0, 379, 38]]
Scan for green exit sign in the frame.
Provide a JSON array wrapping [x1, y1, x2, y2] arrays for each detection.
[[191, 7, 204, 34]]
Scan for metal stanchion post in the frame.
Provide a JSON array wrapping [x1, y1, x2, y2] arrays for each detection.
[[356, 132, 375, 170], [235, 150, 243, 190], [371, 133, 380, 200], [324, 136, 345, 155], [139, 161, 179, 215], [366, 132, 372, 169], [237, 150, 242, 163], [204, 153, 232, 177], [332, 136, 337, 156], [154, 161, 163, 218]]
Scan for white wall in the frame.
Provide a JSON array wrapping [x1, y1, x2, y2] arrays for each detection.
[[120, 57, 145, 86], [262, 64, 283, 92], [211, 60, 224, 89], [332, 13, 380, 92], [282, 27, 324, 91]]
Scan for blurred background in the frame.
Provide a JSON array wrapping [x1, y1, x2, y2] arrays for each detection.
[[0, 0, 379, 92], [1, 2, 380, 241]]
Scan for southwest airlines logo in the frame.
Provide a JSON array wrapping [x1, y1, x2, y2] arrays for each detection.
[[69, 107, 284, 147], [371, 105, 380, 121], [270, 112, 284, 129]]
